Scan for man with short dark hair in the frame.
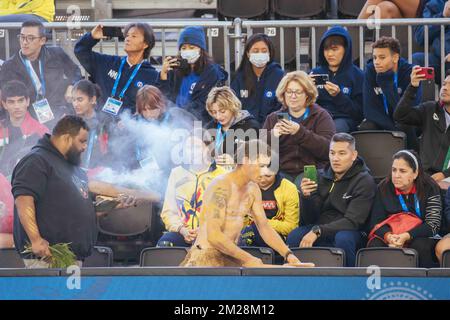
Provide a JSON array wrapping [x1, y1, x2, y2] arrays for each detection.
[[286, 133, 377, 267], [0, 20, 82, 124], [12, 115, 157, 268], [0, 80, 49, 147], [0, 80, 49, 176], [360, 37, 420, 148], [75, 23, 159, 116]]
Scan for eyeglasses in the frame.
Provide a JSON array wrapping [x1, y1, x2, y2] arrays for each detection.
[[17, 34, 42, 43], [285, 90, 306, 97]]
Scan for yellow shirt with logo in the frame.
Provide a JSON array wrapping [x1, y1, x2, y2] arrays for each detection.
[[0, 0, 55, 22]]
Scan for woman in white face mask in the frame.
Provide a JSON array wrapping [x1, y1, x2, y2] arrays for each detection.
[[159, 26, 228, 126], [231, 33, 285, 125]]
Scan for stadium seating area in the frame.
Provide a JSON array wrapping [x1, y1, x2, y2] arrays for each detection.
[[0, 0, 449, 278]]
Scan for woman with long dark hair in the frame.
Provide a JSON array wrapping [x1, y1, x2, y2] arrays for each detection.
[[159, 26, 228, 125], [367, 150, 442, 268], [231, 33, 284, 125], [71, 79, 108, 169]]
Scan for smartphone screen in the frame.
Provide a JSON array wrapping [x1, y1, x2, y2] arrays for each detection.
[[311, 74, 329, 86], [277, 112, 289, 121], [303, 165, 318, 183]]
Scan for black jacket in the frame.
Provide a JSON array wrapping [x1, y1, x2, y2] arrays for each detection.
[[394, 84, 450, 177], [12, 134, 97, 260], [0, 46, 81, 112], [301, 157, 377, 238]]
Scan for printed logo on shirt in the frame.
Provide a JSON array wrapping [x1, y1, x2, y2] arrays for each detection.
[[240, 89, 249, 98], [433, 113, 439, 121], [108, 69, 118, 80], [72, 175, 89, 200], [189, 82, 197, 95], [342, 193, 353, 200], [374, 87, 383, 95], [265, 90, 273, 98], [136, 81, 144, 88], [342, 87, 351, 95], [262, 200, 277, 210]]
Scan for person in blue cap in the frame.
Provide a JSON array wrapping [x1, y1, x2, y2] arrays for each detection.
[[159, 26, 228, 126]]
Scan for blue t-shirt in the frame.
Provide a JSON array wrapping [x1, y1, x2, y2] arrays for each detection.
[[176, 72, 201, 108]]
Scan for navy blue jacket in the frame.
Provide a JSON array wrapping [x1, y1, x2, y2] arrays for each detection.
[[231, 62, 284, 124], [415, 0, 450, 59], [363, 58, 420, 130], [311, 26, 364, 123], [159, 63, 228, 125], [74, 32, 160, 115]]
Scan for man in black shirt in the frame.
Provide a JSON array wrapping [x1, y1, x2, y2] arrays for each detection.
[[12, 115, 157, 268]]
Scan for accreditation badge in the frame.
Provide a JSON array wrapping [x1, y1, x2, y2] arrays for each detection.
[[102, 97, 123, 116], [32, 98, 54, 124]]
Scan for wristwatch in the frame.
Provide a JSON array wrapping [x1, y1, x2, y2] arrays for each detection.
[[312, 225, 322, 238], [284, 249, 294, 262]]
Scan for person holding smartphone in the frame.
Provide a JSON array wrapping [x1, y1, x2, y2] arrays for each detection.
[[413, 0, 450, 84], [74, 23, 158, 117], [310, 26, 364, 133], [394, 69, 450, 187], [159, 26, 228, 125], [286, 133, 376, 267], [263, 71, 336, 187]]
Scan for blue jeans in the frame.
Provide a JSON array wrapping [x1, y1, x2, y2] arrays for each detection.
[[334, 117, 358, 133], [239, 224, 282, 248], [286, 225, 365, 267], [157, 232, 191, 247]]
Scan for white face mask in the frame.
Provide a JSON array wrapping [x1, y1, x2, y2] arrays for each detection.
[[180, 49, 201, 64], [249, 52, 270, 68]]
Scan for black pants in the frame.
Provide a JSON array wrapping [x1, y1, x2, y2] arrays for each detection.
[[368, 237, 439, 268]]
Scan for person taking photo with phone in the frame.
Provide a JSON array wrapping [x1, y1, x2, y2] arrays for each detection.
[[74, 23, 159, 117], [310, 26, 364, 133], [286, 133, 377, 267], [394, 69, 450, 187], [262, 71, 335, 187]]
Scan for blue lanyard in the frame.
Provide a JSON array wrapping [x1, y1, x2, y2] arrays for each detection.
[[215, 123, 228, 153], [111, 57, 143, 100], [19, 53, 45, 99], [289, 107, 310, 122], [398, 193, 421, 218], [382, 72, 398, 115], [83, 129, 98, 169]]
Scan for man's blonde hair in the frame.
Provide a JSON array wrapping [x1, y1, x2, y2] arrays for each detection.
[[276, 70, 318, 109], [206, 86, 242, 117]]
